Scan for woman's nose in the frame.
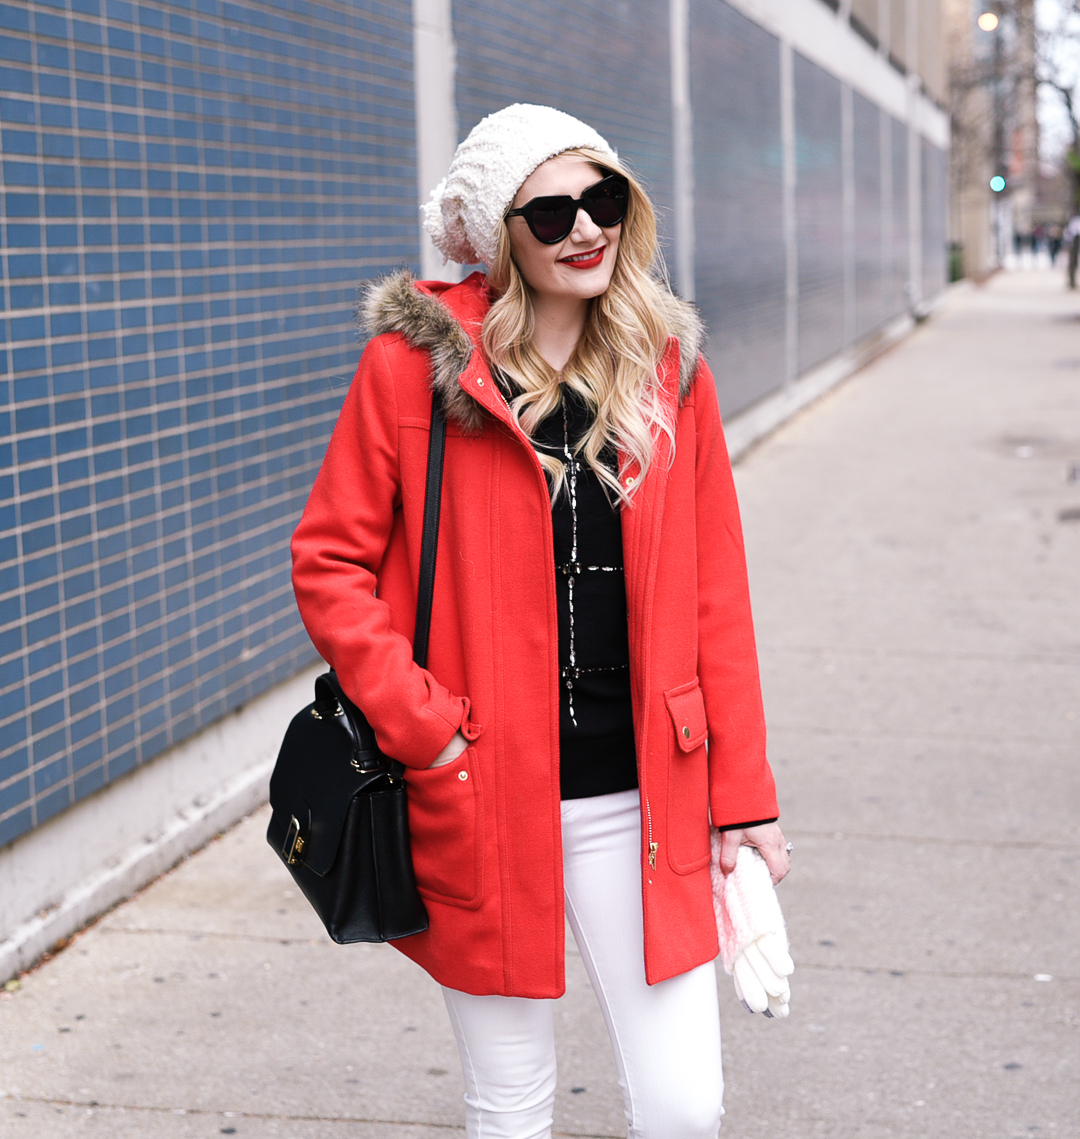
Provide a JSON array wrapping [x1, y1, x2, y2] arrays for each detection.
[[570, 207, 602, 243]]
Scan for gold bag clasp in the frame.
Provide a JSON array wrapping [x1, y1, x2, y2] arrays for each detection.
[[283, 815, 305, 865]]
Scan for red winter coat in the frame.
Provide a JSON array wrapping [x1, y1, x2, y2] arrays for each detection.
[[291, 270, 779, 997]]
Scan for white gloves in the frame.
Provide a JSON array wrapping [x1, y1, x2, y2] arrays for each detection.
[[710, 834, 794, 1018]]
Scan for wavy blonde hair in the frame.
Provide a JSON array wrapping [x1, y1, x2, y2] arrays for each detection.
[[482, 148, 682, 504]]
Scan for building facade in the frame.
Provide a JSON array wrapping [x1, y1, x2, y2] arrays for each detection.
[[0, 0, 947, 977], [945, 0, 1040, 277]]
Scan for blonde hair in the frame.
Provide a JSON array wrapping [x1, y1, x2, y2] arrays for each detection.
[[482, 148, 682, 505]]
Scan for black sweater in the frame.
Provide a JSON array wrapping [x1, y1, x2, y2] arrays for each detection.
[[532, 393, 638, 800], [530, 392, 778, 831]]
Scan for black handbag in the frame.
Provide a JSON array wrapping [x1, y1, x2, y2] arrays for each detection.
[[266, 397, 447, 943]]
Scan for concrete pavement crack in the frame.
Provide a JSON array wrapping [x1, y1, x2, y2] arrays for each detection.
[[794, 962, 1077, 983], [97, 926, 330, 945], [767, 723, 1077, 745], [0, 1097, 466, 1131], [759, 644, 1080, 666], [785, 828, 1079, 851], [0, 1095, 621, 1138]]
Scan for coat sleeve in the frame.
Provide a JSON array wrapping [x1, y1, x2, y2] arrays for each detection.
[[290, 334, 468, 768], [691, 358, 780, 827]]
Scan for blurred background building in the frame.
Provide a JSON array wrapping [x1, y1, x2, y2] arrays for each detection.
[[945, 0, 1039, 278], [945, 0, 1080, 280], [0, 0, 948, 977]]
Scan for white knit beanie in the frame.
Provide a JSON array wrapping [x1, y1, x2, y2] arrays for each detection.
[[421, 103, 619, 267]]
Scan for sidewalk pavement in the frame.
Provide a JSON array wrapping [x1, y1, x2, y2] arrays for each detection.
[[1, 268, 1077, 1139]]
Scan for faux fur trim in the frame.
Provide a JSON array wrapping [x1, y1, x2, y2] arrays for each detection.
[[359, 269, 485, 433], [661, 290, 706, 402], [357, 269, 706, 432]]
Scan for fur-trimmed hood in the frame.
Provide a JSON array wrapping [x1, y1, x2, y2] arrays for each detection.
[[357, 269, 705, 434]]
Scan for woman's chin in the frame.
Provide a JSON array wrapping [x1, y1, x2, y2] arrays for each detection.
[[541, 268, 615, 303]]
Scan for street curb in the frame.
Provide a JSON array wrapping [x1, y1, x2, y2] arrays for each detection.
[[0, 665, 322, 984], [724, 280, 964, 462], [724, 312, 915, 462], [0, 760, 273, 983]]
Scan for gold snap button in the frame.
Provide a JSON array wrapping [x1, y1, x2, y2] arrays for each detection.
[[476, 377, 485, 386], [625, 475, 635, 488], [458, 770, 468, 780], [682, 726, 691, 739]]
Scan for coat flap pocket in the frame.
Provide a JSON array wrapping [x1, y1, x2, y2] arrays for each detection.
[[664, 680, 708, 753]]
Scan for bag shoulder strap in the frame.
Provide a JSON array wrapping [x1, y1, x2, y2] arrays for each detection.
[[382, 395, 445, 782], [412, 394, 446, 671], [326, 396, 446, 781]]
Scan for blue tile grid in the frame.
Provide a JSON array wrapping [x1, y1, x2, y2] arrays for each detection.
[[0, 0, 419, 844]]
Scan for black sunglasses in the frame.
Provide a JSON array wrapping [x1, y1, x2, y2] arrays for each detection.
[[504, 173, 629, 244]]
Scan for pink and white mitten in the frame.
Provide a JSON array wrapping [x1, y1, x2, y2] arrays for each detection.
[[710, 834, 794, 1018]]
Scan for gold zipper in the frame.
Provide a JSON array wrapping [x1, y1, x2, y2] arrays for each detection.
[[645, 795, 657, 869]]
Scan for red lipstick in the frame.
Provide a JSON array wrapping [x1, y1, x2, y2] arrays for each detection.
[[558, 247, 605, 269]]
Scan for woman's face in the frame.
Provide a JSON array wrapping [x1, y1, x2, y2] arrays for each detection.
[[505, 154, 622, 306]]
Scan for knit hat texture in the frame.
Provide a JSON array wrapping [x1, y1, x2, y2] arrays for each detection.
[[421, 103, 619, 266]]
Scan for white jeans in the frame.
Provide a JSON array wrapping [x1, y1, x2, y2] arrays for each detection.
[[442, 789, 724, 1139]]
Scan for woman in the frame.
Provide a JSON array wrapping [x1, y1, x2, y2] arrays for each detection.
[[291, 104, 789, 1139]]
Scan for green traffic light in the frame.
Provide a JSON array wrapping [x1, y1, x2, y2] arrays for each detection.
[[990, 175, 1006, 192]]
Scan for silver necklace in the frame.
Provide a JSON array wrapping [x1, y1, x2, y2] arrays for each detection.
[[555, 398, 626, 727]]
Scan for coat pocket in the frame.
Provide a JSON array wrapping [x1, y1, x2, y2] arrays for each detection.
[[404, 747, 484, 908], [663, 679, 711, 874], [664, 679, 709, 753]]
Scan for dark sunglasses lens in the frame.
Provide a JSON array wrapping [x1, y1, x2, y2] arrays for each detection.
[[585, 198, 626, 227], [583, 177, 629, 227], [528, 202, 576, 243]]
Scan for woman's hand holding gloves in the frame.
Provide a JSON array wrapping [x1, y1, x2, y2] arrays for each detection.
[[710, 827, 794, 1018]]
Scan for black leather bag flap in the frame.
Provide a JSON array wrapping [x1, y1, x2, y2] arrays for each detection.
[[267, 672, 390, 877]]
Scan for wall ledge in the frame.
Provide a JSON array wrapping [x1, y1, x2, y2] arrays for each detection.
[[725, 307, 918, 462], [0, 664, 321, 984]]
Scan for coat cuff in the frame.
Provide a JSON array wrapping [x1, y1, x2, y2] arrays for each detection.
[[713, 817, 778, 833], [400, 697, 483, 769]]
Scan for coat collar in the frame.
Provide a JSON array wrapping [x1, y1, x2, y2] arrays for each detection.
[[358, 269, 706, 434]]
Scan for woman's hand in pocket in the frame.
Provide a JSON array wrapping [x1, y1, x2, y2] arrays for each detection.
[[429, 730, 469, 768]]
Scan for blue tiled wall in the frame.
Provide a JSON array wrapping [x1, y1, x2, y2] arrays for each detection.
[[921, 136, 947, 300], [691, 0, 786, 416], [889, 114, 910, 318], [853, 89, 884, 341], [795, 51, 845, 377], [0, 0, 418, 846]]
